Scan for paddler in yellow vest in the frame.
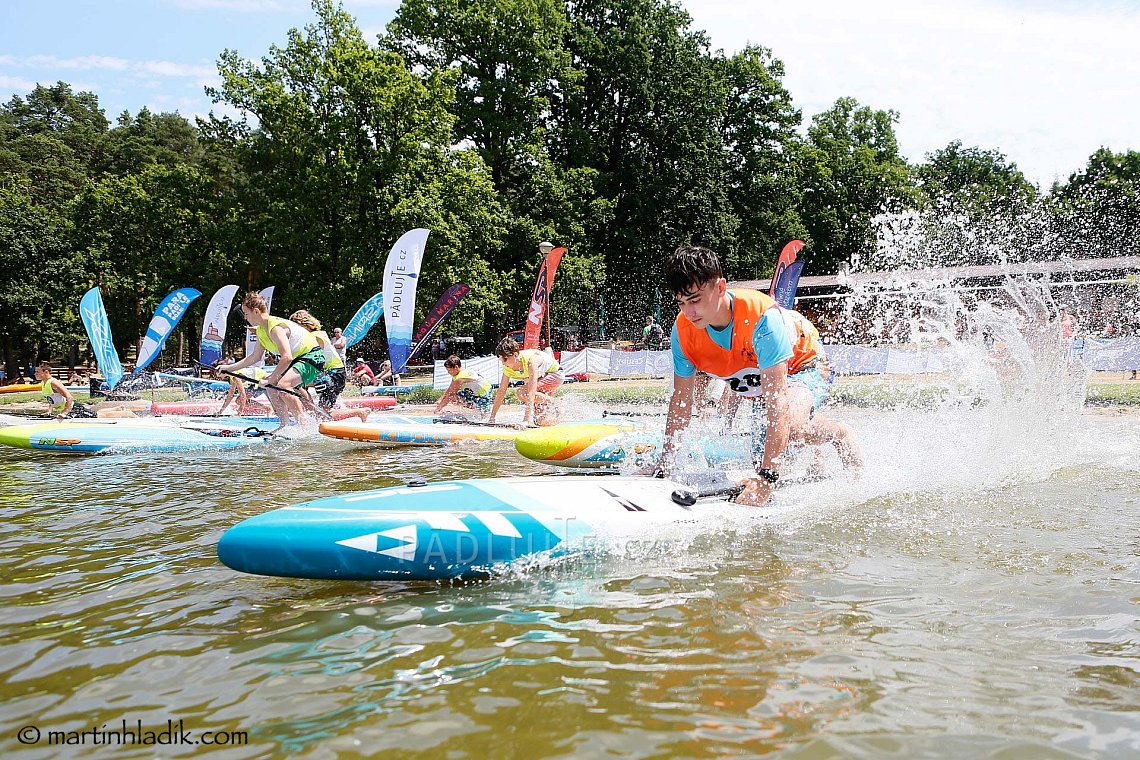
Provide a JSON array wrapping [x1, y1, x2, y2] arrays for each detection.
[[214, 364, 268, 416], [435, 355, 494, 417], [35, 362, 96, 418], [659, 245, 862, 506], [221, 292, 325, 425], [289, 309, 368, 422], [488, 337, 565, 427]]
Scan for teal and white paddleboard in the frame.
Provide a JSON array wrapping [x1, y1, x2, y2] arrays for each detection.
[[0, 417, 278, 453], [217, 474, 808, 581]]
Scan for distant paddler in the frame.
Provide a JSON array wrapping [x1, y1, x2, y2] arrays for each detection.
[[289, 309, 368, 422], [656, 245, 862, 506], [220, 292, 325, 425], [488, 337, 564, 427], [434, 355, 494, 418], [35, 362, 95, 418], [213, 364, 269, 416]]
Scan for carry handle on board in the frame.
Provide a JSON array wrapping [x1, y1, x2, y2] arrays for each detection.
[[663, 470, 744, 505], [670, 483, 743, 506], [668, 472, 829, 505], [193, 360, 332, 420]]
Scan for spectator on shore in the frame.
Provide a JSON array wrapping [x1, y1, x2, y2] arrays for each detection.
[[331, 328, 348, 364], [643, 315, 665, 350], [1059, 306, 1078, 340], [350, 358, 376, 385], [375, 360, 401, 387]]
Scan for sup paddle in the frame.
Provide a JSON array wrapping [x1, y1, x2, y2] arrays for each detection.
[[669, 471, 831, 505], [195, 360, 332, 421], [601, 410, 667, 418], [434, 415, 536, 429]]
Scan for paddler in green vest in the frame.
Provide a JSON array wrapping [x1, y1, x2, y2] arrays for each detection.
[[488, 337, 565, 427], [35, 362, 97, 418], [214, 364, 268, 416], [435, 355, 494, 417], [220, 292, 326, 425], [289, 309, 368, 422]]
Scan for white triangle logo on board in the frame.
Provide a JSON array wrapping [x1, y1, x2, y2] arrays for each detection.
[[336, 525, 417, 561]]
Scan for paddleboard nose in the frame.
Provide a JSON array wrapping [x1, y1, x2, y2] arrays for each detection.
[[0, 423, 35, 450], [514, 423, 643, 465]]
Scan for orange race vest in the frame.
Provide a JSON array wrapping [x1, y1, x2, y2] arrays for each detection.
[[675, 289, 823, 397]]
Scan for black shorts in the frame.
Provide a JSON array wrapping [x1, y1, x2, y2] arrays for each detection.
[[65, 403, 98, 418], [313, 368, 346, 409]]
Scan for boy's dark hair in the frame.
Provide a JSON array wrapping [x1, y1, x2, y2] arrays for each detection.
[[443, 355, 462, 369], [495, 336, 520, 358], [664, 246, 723, 295]]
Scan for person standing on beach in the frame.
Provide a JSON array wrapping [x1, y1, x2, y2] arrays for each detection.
[[656, 245, 861, 506], [331, 327, 348, 364]]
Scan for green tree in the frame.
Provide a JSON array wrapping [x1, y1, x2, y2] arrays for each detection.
[[203, 0, 519, 344], [713, 45, 806, 279], [1050, 147, 1140, 258], [386, 0, 573, 191], [0, 83, 110, 207], [0, 180, 86, 374], [71, 165, 236, 359], [101, 108, 207, 176], [797, 97, 914, 273], [557, 0, 738, 330], [914, 140, 1037, 212]]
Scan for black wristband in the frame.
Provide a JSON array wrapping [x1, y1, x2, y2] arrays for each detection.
[[756, 467, 779, 483]]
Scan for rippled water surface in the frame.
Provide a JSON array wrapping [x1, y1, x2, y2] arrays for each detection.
[[2, 406, 1138, 759]]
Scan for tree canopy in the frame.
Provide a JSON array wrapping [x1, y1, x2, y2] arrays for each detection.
[[0, 0, 1134, 372]]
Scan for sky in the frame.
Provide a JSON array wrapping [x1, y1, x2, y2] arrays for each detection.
[[1, 0, 1137, 188]]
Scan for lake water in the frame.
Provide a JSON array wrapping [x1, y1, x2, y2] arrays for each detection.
[[2, 395, 1138, 758]]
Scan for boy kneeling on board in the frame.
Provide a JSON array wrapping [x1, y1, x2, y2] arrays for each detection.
[[434, 355, 494, 418], [488, 337, 564, 427]]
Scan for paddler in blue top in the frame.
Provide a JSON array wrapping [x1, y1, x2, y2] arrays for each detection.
[[488, 337, 565, 427], [658, 245, 862, 506], [220, 292, 325, 425], [435, 355, 494, 417]]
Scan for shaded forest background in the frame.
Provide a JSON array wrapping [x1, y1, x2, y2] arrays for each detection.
[[1, 0, 1138, 373]]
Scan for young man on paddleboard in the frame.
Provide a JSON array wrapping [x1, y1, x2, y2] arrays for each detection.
[[35, 362, 97, 418], [658, 245, 862, 506], [221, 292, 325, 425], [435, 355, 494, 417], [488, 337, 564, 427]]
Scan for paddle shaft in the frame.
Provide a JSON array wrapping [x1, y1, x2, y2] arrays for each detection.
[[194, 361, 332, 420], [434, 416, 535, 429]]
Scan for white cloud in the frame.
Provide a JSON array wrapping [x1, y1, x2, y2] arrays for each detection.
[[0, 74, 38, 92], [137, 60, 218, 79], [4, 54, 217, 80], [679, 0, 1140, 186], [24, 54, 131, 71]]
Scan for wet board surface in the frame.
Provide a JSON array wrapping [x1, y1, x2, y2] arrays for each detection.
[[0, 418, 277, 453], [217, 474, 810, 581]]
